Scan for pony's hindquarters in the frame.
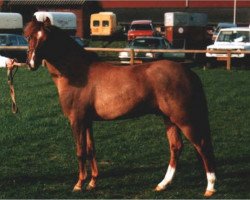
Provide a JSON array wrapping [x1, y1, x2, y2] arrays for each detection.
[[151, 61, 216, 196]]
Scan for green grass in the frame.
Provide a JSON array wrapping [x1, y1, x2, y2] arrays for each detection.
[[0, 66, 249, 199]]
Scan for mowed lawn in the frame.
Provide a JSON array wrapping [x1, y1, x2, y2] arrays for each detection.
[[0, 66, 249, 199]]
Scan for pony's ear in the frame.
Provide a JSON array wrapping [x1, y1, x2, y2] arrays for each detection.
[[44, 17, 51, 27], [32, 15, 38, 23]]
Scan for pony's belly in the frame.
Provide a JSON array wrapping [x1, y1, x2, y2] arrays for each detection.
[[94, 96, 153, 120], [93, 73, 154, 120]]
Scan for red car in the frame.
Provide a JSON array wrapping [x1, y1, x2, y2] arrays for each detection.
[[127, 20, 158, 41]]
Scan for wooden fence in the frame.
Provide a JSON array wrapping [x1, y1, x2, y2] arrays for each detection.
[[1, 46, 250, 70], [85, 47, 250, 70]]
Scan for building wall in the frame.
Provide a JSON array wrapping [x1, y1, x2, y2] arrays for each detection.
[[0, 0, 103, 38], [1, 0, 250, 38], [0, 1, 87, 37], [97, 0, 250, 24], [98, 0, 250, 8]]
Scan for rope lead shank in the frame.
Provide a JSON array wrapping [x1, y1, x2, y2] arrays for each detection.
[[7, 67, 18, 114]]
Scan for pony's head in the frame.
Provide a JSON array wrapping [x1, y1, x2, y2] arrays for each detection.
[[24, 16, 81, 71], [24, 16, 51, 70]]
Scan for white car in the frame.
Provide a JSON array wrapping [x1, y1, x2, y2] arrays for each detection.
[[206, 27, 250, 67]]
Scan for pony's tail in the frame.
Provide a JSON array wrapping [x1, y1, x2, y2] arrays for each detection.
[[191, 71, 216, 166]]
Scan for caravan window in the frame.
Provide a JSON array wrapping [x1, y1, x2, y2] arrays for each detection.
[[102, 20, 109, 27], [93, 20, 100, 27]]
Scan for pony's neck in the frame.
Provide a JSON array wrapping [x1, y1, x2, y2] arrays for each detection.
[[41, 26, 97, 86], [43, 59, 88, 89], [45, 44, 88, 79]]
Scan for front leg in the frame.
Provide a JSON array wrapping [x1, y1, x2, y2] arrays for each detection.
[[71, 120, 88, 192], [86, 125, 98, 190]]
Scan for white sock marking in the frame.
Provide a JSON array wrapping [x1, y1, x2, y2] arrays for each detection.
[[29, 52, 35, 68], [206, 172, 216, 192], [158, 165, 176, 189]]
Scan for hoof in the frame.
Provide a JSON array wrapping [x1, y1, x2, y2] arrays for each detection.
[[86, 181, 96, 191], [154, 185, 166, 192], [86, 184, 96, 191], [72, 185, 82, 192], [204, 189, 216, 197]]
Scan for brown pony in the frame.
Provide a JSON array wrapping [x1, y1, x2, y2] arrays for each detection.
[[24, 17, 216, 197]]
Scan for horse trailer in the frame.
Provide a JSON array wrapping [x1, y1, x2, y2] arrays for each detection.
[[34, 11, 77, 35], [164, 12, 208, 49], [0, 12, 23, 34], [90, 12, 117, 37]]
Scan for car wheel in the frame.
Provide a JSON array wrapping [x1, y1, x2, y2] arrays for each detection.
[[205, 58, 217, 69]]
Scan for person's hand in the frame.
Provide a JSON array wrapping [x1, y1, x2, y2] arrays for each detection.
[[6, 58, 17, 70]]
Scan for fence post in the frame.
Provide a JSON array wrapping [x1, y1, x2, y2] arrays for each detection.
[[226, 50, 232, 70], [130, 49, 134, 65]]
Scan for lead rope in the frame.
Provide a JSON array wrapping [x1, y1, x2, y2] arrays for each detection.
[[7, 66, 18, 114]]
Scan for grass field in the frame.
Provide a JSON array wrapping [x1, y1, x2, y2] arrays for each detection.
[[0, 65, 249, 199]]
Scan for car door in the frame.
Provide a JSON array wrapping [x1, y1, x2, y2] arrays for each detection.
[[162, 39, 184, 60]]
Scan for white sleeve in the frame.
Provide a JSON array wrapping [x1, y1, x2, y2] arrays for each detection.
[[0, 55, 8, 68]]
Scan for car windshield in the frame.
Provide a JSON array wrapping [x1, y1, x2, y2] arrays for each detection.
[[214, 24, 235, 35], [130, 24, 152, 30], [0, 36, 7, 45], [217, 30, 250, 42], [17, 36, 28, 45], [130, 38, 161, 49]]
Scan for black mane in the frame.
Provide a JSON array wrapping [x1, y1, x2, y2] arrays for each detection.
[[45, 25, 98, 62], [47, 25, 83, 53]]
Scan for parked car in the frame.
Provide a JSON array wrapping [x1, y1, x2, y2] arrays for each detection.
[[127, 20, 159, 41], [0, 33, 28, 62], [71, 36, 89, 48], [206, 27, 250, 67], [119, 36, 184, 63]]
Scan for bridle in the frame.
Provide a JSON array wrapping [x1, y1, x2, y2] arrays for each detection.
[[26, 33, 41, 71], [26, 36, 35, 60]]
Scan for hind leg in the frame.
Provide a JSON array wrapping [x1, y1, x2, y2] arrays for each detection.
[[180, 125, 216, 197], [155, 122, 183, 191]]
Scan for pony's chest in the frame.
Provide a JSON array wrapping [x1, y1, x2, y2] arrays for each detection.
[[56, 81, 81, 114], [58, 89, 75, 114]]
